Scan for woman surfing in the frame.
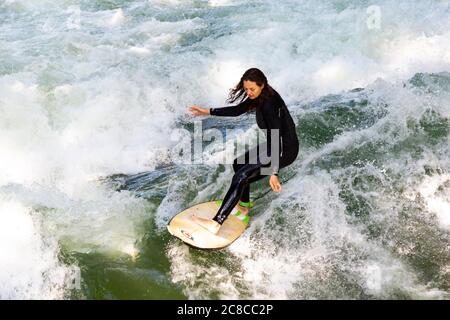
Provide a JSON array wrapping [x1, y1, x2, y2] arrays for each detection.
[[188, 68, 299, 234]]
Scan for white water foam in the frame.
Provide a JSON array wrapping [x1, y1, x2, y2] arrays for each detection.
[[0, 200, 76, 299], [1, 0, 449, 299]]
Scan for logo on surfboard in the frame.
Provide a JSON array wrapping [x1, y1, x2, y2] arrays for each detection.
[[180, 229, 194, 241]]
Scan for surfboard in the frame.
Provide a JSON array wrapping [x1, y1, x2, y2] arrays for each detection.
[[167, 200, 250, 250]]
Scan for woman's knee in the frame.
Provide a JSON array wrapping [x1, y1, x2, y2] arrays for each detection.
[[232, 171, 250, 185], [233, 167, 261, 186]]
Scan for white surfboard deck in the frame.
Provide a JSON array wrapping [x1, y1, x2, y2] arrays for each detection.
[[167, 200, 249, 250]]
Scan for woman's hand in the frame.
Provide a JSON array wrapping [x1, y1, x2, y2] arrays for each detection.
[[269, 175, 282, 193], [188, 105, 210, 116]]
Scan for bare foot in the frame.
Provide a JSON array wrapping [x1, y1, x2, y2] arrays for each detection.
[[192, 214, 221, 234], [236, 204, 249, 216]]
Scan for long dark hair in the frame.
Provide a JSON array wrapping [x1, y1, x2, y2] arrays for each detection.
[[227, 68, 274, 110]]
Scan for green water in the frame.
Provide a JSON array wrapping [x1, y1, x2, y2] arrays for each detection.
[[1, 0, 450, 300]]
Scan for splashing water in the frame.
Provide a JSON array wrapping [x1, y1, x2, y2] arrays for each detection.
[[0, 0, 449, 299]]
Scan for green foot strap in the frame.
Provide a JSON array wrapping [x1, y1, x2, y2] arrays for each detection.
[[239, 200, 255, 208], [240, 214, 250, 224], [232, 210, 250, 224], [215, 199, 255, 208]]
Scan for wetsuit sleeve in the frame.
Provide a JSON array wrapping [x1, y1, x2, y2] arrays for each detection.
[[210, 100, 249, 117], [262, 100, 283, 175]]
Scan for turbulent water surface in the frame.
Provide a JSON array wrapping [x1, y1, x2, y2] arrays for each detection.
[[0, 0, 449, 299]]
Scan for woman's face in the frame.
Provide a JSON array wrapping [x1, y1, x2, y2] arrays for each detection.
[[243, 80, 264, 99]]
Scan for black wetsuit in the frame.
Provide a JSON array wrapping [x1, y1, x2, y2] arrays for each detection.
[[209, 90, 299, 224]]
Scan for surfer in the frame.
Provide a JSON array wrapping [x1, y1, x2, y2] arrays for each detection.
[[188, 68, 299, 234]]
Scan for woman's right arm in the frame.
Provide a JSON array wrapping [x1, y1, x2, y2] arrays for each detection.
[[188, 100, 248, 117], [209, 100, 249, 117]]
